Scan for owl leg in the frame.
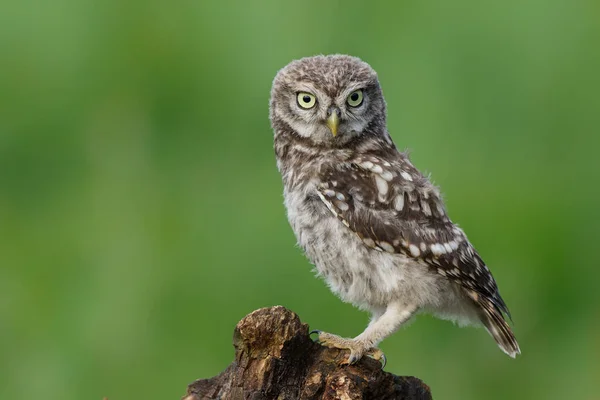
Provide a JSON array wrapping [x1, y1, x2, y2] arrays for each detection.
[[311, 303, 416, 366], [349, 302, 416, 364]]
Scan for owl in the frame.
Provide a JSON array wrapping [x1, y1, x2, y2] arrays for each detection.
[[269, 54, 520, 365]]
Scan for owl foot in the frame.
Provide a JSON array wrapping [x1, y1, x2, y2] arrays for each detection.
[[309, 330, 386, 368]]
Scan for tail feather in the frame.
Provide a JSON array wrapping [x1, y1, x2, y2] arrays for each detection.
[[465, 290, 521, 358]]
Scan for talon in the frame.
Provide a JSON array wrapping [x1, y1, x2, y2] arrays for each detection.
[[365, 348, 386, 369], [309, 330, 322, 341], [380, 353, 387, 369], [347, 352, 361, 365]]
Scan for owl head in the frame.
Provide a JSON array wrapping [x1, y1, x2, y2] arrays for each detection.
[[270, 55, 387, 147]]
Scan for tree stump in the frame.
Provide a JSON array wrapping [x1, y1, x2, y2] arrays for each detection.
[[183, 306, 432, 400]]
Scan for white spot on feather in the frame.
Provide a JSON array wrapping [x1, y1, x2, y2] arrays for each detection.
[[374, 175, 389, 197], [337, 201, 349, 211], [431, 243, 445, 256], [409, 244, 421, 257], [371, 164, 384, 174], [363, 238, 375, 247], [421, 201, 431, 216], [401, 171, 413, 181], [380, 170, 394, 181], [393, 195, 404, 211], [378, 241, 395, 253]]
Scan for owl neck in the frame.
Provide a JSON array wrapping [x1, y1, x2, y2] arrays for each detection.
[[274, 127, 397, 188]]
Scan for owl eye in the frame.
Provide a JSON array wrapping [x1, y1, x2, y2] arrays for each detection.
[[297, 92, 317, 109], [347, 90, 364, 107]]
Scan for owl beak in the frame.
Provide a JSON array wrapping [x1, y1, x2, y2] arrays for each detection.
[[326, 107, 340, 137]]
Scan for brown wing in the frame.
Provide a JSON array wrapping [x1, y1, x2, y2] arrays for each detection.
[[316, 152, 511, 317]]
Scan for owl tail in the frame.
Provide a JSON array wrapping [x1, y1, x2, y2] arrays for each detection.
[[466, 290, 521, 358]]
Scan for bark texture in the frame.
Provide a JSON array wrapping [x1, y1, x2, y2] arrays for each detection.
[[183, 306, 432, 400]]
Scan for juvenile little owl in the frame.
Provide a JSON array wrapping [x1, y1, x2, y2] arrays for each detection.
[[269, 54, 520, 365]]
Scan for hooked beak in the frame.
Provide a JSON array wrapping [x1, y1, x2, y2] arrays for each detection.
[[326, 107, 340, 137]]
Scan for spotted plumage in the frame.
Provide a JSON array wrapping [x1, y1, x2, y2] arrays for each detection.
[[270, 54, 520, 363]]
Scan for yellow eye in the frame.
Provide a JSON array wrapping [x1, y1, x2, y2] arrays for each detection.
[[347, 90, 364, 107], [297, 92, 316, 109]]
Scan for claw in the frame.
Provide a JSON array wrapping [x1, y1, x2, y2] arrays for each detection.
[[365, 348, 386, 369], [309, 330, 322, 341], [347, 352, 361, 365]]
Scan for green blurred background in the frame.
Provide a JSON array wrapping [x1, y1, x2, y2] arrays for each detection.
[[1, 0, 599, 399]]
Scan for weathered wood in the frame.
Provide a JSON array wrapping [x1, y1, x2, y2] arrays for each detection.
[[183, 306, 432, 400]]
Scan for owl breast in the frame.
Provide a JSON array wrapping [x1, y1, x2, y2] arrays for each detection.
[[283, 179, 466, 316]]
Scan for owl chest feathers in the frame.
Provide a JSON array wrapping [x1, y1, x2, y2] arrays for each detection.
[[280, 158, 463, 315], [283, 178, 400, 310]]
